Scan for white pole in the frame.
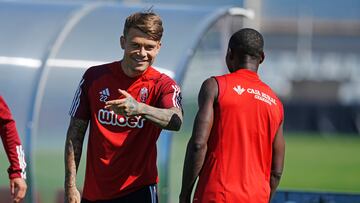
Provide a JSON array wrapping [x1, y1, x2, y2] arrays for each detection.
[[243, 0, 262, 30]]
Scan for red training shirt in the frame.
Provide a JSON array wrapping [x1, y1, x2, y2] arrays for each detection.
[[0, 96, 26, 180], [69, 61, 182, 201], [194, 69, 283, 203]]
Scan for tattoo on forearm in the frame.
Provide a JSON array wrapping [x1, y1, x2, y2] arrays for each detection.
[[65, 118, 88, 188], [141, 106, 182, 130], [65, 140, 77, 188]]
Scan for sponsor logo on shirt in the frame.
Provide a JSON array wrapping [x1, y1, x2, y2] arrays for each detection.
[[233, 85, 246, 95], [140, 87, 148, 103], [99, 88, 110, 102], [233, 85, 277, 106], [97, 109, 145, 128]]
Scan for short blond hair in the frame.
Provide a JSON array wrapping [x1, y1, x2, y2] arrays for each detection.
[[123, 11, 163, 41]]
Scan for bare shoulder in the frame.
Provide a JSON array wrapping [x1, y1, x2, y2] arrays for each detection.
[[199, 77, 218, 101], [202, 77, 218, 89]]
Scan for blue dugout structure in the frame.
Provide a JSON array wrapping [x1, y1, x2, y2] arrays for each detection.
[[0, 1, 253, 202]]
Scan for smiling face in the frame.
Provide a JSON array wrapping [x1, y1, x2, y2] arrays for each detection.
[[120, 28, 161, 78]]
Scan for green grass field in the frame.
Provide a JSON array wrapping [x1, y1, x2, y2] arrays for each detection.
[[279, 134, 360, 193], [0, 133, 359, 203]]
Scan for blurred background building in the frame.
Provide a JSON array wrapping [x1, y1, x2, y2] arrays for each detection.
[[109, 0, 360, 134]]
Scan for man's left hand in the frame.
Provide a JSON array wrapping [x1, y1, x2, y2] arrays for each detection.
[[105, 89, 142, 116], [10, 177, 27, 203]]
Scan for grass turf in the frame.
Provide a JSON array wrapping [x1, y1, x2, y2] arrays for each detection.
[[0, 133, 359, 203]]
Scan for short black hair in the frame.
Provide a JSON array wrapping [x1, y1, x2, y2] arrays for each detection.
[[228, 28, 264, 59]]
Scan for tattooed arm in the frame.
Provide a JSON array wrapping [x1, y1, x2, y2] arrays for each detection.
[[138, 106, 182, 131], [105, 89, 183, 131], [64, 117, 88, 203]]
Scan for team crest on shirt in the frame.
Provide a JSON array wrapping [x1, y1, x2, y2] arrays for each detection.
[[140, 87, 148, 103]]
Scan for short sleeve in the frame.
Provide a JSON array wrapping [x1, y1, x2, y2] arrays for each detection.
[[69, 71, 91, 120], [157, 77, 182, 110]]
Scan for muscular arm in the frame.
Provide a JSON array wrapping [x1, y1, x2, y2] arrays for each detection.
[[138, 105, 182, 131], [105, 89, 183, 131], [64, 117, 88, 202], [179, 78, 218, 203], [269, 121, 285, 202]]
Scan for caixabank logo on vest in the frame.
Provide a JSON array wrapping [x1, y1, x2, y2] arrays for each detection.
[[233, 85, 277, 106]]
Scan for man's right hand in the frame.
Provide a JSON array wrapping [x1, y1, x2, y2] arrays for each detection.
[[65, 186, 81, 203]]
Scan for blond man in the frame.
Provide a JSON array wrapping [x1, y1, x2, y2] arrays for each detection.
[[65, 11, 183, 203]]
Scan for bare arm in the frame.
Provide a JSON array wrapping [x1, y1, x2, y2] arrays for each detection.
[[179, 78, 217, 203], [64, 117, 88, 203], [105, 89, 183, 131], [269, 121, 285, 202]]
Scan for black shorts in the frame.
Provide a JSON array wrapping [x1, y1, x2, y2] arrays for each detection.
[[81, 184, 158, 203]]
